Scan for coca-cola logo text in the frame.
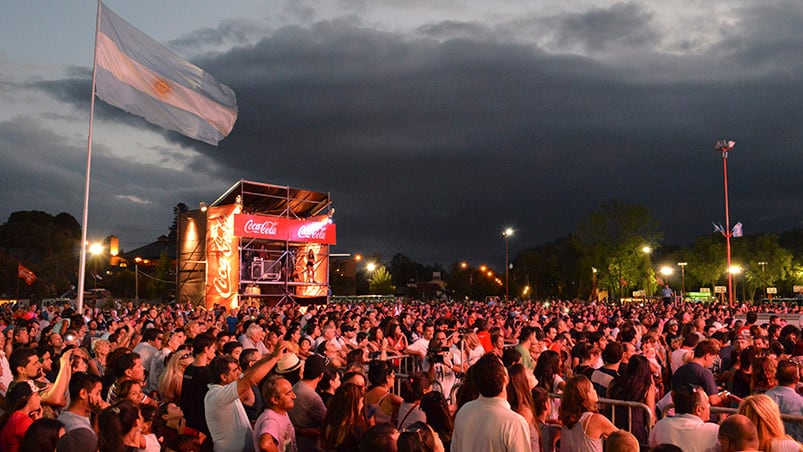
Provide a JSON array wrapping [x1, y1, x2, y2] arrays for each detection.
[[243, 219, 278, 236], [207, 211, 235, 300], [297, 223, 328, 239]]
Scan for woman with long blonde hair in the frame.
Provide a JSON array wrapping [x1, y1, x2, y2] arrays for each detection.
[[462, 332, 485, 366], [158, 348, 193, 402], [737, 394, 802, 452], [88, 339, 111, 377]]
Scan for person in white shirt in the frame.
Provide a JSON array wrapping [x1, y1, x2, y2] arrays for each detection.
[[451, 353, 530, 451], [205, 342, 287, 452], [0, 333, 12, 396], [146, 328, 185, 394], [132, 328, 162, 378], [255, 377, 298, 452], [240, 323, 270, 356], [649, 386, 719, 452], [405, 323, 434, 359]]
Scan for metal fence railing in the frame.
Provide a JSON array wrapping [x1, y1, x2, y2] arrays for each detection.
[[551, 393, 655, 449], [390, 354, 420, 395], [711, 406, 803, 423]]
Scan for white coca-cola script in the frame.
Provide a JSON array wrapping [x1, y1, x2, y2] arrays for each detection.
[[297, 223, 328, 240], [208, 214, 234, 299], [243, 219, 279, 236]]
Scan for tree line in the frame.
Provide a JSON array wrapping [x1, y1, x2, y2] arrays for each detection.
[[3, 202, 803, 302]]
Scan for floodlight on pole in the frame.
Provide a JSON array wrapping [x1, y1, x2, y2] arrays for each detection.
[[134, 257, 142, 303], [758, 261, 767, 295], [729, 264, 743, 303], [89, 242, 103, 255], [715, 139, 736, 307], [89, 242, 103, 290], [502, 228, 514, 299], [641, 245, 652, 296]]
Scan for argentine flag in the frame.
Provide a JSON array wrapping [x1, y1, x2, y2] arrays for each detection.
[[95, 2, 237, 145]]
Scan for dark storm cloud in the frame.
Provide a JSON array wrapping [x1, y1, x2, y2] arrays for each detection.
[[713, 1, 803, 76], [418, 20, 501, 42], [0, 115, 226, 252], [544, 2, 658, 51], [28, 2, 803, 267], [168, 20, 261, 55]]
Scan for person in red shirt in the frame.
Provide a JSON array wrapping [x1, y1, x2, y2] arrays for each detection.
[[474, 318, 493, 352], [0, 381, 43, 452]]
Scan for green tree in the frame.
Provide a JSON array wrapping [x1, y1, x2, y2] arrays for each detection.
[[388, 253, 423, 288], [446, 262, 472, 300], [686, 234, 726, 289], [0, 210, 81, 298], [369, 266, 396, 295], [736, 235, 793, 300], [512, 236, 582, 300], [573, 200, 663, 301]]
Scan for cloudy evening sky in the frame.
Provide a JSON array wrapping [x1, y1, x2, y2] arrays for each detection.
[[1, 1, 801, 270]]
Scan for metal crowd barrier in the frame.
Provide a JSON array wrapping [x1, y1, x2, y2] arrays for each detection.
[[395, 354, 421, 375], [390, 354, 421, 395], [711, 406, 803, 423], [552, 393, 655, 448]]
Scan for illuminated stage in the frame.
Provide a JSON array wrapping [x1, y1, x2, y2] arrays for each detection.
[[177, 180, 335, 309]]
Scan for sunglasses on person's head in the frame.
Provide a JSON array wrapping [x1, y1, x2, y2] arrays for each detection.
[[401, 423, 427, 434]]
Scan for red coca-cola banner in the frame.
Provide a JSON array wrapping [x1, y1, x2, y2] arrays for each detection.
[[206, 205, 240, 309], [233, 214, 337, 245]]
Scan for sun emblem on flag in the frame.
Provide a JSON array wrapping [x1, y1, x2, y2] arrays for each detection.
[[153, 78, 172, 97]]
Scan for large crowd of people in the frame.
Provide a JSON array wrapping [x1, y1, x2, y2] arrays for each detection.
[[0, 295, 801, 451]]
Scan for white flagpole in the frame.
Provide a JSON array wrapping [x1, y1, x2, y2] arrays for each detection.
[[77, 0, 103, 314]]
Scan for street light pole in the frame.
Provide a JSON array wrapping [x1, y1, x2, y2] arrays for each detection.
[[677, 262, 687, 298], [641, 246, 652, 298], [89, 242, 103, 290], [758, 261, 767, 298], [729, 265, 742, 303], [502, 228, 513, 300], [715, 139, 736, 307], [134, 257, 141, 304]]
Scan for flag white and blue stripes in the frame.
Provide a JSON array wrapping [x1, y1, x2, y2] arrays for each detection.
[[732, 222, 743, 237], [95, 2, 237, 145]]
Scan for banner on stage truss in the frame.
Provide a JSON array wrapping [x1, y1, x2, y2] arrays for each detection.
[[233, 214, 337, 245], [206, 205, 240, 308]]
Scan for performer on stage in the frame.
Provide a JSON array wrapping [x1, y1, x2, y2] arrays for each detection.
[[306, 249, 315, 283]]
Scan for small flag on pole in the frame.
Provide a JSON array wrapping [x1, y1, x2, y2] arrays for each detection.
[[732, 222, 743, 238], [712, 222, 726, 235], [18, 264, 36, 285], [95, 2, 237, 145]]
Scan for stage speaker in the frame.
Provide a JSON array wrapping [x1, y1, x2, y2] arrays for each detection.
[[250, 258, 263, 280]]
